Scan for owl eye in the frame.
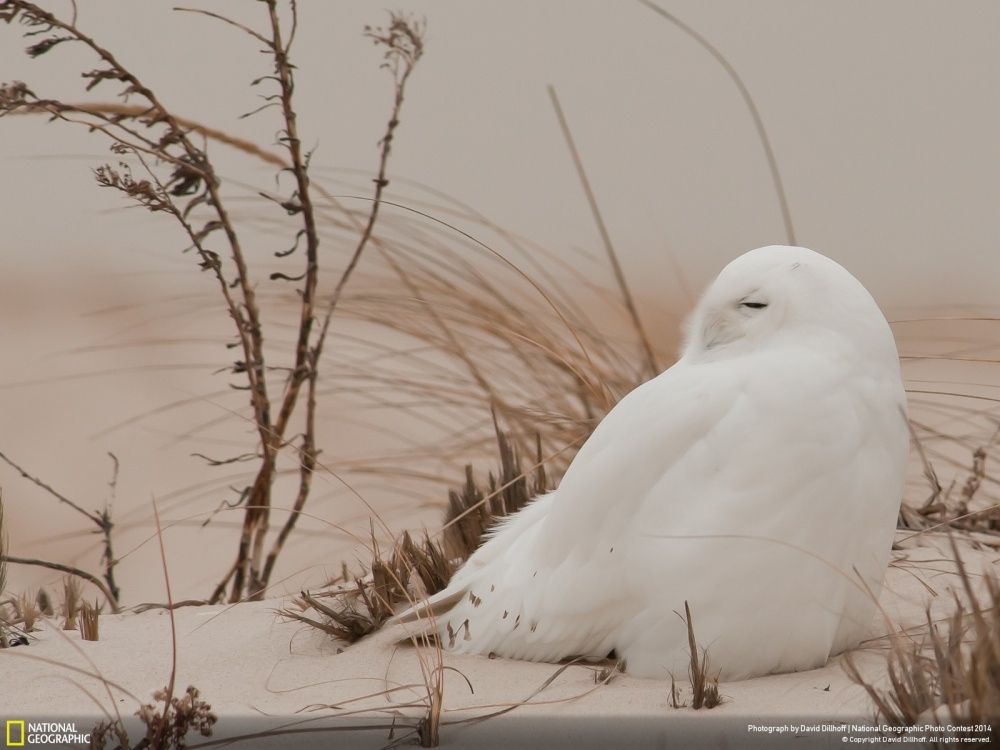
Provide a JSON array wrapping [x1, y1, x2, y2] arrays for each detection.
[[741, 301, 768, 310]]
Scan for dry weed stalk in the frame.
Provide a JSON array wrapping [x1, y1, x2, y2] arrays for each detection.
[[0, 1, 425, 603], [20, 500, 217, 749], [91, 684, 217, 750], [281, 429, 548, 645], [136, 686, 217, 750], [279, 431, 548, 746], [292, 552, 460, 747], [13, 590, 42, 632], [898, 425, 1000, 537], [282, 436, 580, 747], [669, 601, 722, 710], [90, 501, 218, 749], [685, 600, 722, 709], [0, 499, 214, 749], [637, 0, 797, 247], [4, 5, 657, 609], [36, 587, 53, 615], [0, 490, 5, 597], [547, 85, 659, 380], [0, 490, 7, 645], [862, 434, 1000, 733], [442, 430, 551, 560], [298, 619, 623, 747], [281, 528, 454, 644], [0, 495, 27, 647], [79, 599, 100, 641], [846, 543, 1000, 738], [0, 451, 121, 609], [62, 575, 81, 630]]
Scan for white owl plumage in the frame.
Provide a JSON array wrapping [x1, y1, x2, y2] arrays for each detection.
[[396, 245, 909, 681]]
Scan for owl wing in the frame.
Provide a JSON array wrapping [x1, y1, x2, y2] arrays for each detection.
[[396, 341, 907, 677], [392, 353, 751, 657], [607, 342, 908, 678]]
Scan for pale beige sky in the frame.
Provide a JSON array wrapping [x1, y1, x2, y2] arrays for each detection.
[[2, 1, 999, 311]]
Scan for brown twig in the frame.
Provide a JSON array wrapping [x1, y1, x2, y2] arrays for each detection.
[[0, 555, 119, 612], [0, 449, 121, 607], [258, 12, 425, 595], [636, 0, 796, 246], [547, 85, 659, 380]]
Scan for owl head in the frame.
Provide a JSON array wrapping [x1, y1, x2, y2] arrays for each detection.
[[682, 245, 900, 372]]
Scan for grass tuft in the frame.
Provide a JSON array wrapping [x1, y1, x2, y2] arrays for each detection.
[[63, 575, 81, 631], [282, 429, 549, 645], [137, 685, 217, 750], [281, 528, 453, 644], [14, 590, 42, 632], [668, 601, 723, 710], [0, 490, 5, 609], [80, 599, 100, 642], [36, 587, 53, 616], [92, 685, 217, 750], [846, 540, 1000, 739], [442, 429, 550, 560], [898, 427, 1000, 536]]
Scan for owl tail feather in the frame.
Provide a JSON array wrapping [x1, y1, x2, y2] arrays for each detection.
[[389, 585, 466, 627]]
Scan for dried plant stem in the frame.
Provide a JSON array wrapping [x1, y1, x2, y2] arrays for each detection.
[[8, 102, 288, 167], [684, 601, 705, 707], [227, 0, 319, 604], [355, 197, 618, 410], [0, 449, 120, 606], [258, 13, 424, 593], [636, 0, 796, 246], [79, 600, 100, 641], [102, 454, 120, 602], [846, 538, 1000, 736], [151, 498, 178, 749], [681, 600, 721, 709], [1, 555, 119, 612], [547, 85, 659, 380], [0, 490, 6, 602], [1, 3, 426, 603], [0, 0, 273, 601], [0, 449, 97, 519]]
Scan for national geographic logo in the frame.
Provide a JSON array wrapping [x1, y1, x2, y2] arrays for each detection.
[[2, 722, 19, 747], [5, 721, 91, 746]]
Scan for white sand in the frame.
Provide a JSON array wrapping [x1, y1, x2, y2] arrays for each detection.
[[1, 533, 993, 749]]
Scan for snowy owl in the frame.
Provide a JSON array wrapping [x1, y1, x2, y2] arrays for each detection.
[[396, 245, 909, 681]]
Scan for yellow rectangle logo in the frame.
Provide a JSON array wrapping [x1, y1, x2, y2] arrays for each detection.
[[5, 720, 25, 747]]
